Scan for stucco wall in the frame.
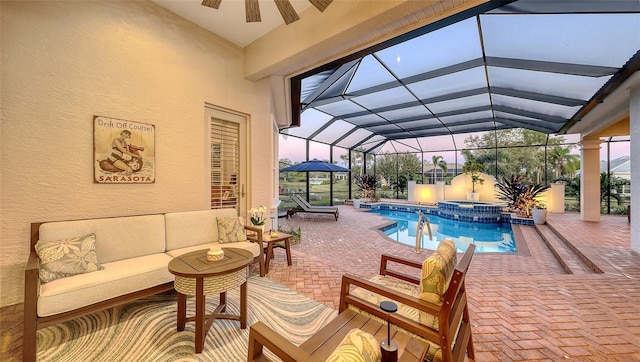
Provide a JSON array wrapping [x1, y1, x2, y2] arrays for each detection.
[[0, 1, 273, 306]]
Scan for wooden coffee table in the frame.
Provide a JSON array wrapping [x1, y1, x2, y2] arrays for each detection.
[[248, 231, 292, 274], [168, 247, 253, 353]]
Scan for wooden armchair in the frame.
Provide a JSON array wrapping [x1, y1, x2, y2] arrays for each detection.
[[339, 241, 476, 362]]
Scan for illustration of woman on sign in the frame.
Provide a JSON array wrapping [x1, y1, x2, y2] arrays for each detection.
[[98, 130, 145, 175]]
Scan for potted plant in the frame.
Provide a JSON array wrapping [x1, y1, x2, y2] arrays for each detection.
[[249, 206, 267, 229], [495, 174, 526, 213], [532, 203, 548, 225], [352, 194, 361, 209], [354, 174, 379, 203], [518, 183, 550, 219], [462, 159, 485, 201], [495, 174, 550, 220]]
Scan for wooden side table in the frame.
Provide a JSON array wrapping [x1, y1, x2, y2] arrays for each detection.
[[248, 231, 293, 274], [248, 308, 429, 361], [168, 248, 253, 353]]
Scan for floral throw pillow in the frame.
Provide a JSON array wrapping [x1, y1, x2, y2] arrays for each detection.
[[326, 328, 381, 362], [35, 233, 104, 283], [217, 217, 247, 243], [419, 238, 457, 305]]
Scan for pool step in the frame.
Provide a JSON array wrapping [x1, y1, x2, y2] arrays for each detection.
[[535, 224, 594, 274]]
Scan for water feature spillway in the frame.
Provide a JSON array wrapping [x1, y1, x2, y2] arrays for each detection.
[[437, 201, 503, 223]]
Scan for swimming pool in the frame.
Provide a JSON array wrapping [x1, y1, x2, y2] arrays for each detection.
[[371, 209, 517, 253]]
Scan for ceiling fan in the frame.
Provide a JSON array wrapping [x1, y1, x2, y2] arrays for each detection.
[[201, 0, 333, 25]]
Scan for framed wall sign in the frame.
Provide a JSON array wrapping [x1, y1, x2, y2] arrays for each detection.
[[93, 115, 155, 184]]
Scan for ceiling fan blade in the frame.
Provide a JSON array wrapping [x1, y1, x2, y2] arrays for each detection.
[[308, 0, 332, 12], [245, 0, 261, 22], [201, 0, 222, 9], [274, 0, 300, 25]]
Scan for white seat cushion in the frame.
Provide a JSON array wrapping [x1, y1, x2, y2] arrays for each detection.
[[38, 253, 173, 317]]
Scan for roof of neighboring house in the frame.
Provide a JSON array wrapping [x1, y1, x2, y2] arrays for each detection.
[[422, 163, 463, 172], [600, 156, 630, 173]]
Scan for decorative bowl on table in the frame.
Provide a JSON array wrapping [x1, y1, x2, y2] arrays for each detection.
[[207, 248, 224, 261]]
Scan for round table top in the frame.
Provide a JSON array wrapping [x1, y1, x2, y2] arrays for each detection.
[[248, 230, 292, 243], [168, 247, 253, 278]]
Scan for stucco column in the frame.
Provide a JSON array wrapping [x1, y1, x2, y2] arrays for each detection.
[[630, 85, 640, 253], [579, 137, 601, 222]]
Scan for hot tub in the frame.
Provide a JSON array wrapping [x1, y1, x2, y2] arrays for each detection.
[[437, 200, 503, 223]]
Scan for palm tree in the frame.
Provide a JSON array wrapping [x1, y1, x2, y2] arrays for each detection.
[[431, 155, 448, 183], [549, 146, 579, 179], [555, 175, 581, 201], [600, 172, 630, 205]]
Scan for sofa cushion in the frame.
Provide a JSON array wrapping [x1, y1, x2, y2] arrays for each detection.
[[217, 217, 247, 243], [37, 252, 174, 317], [326, 328, 381, 362], [35, 233, 104, 283], [165, 209, 238, 251], [38, 215, 166, 264]]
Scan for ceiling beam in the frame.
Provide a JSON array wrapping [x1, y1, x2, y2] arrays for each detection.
[[491, 86, 586, 106], [493, 105, 568, 123], [495, 117, 560, 134], [362, 139, 388, 154], [486, 56, 619, 77], [301, 60, 360, 108], [346, 105, 493, 128]]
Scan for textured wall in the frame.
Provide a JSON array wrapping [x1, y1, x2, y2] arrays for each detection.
[[0, 1, 273, 306]]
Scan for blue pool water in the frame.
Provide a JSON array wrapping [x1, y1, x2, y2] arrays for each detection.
[[371, 209, 517, 253]]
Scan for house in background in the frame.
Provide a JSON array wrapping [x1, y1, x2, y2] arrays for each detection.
[[602, 156, 631, 181], [602, 156, 631, 196], [423, 162, 464, 184]]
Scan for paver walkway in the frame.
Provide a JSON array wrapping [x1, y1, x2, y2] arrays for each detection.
[[262, 206, 640, 361]]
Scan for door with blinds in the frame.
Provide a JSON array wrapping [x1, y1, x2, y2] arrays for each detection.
[[206, 105, 248, 217]]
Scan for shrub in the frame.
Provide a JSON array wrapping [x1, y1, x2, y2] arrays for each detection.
[[354, 174, 379, 201], [495, 174, 550, 218]]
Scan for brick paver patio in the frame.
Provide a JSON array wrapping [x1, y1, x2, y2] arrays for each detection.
[[261, 205, 640, 361]]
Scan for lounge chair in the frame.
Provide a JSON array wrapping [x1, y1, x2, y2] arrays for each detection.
[[286, 194, 339, 221], [340, 239, 476, 362]]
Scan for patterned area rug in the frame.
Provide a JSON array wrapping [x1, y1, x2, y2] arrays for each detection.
[[37, 275, 337, 361]]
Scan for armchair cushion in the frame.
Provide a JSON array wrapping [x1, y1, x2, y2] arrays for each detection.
[[217, 217, 247, 243], [417, 239, 457, 331], [326, 328, 381, 362], [351, 274, 422, 322], [35, 233, 104, 283], [419, 239, 457, 305]]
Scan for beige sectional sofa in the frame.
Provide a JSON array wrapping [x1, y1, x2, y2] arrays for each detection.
[[24, 208, 264, 362]]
